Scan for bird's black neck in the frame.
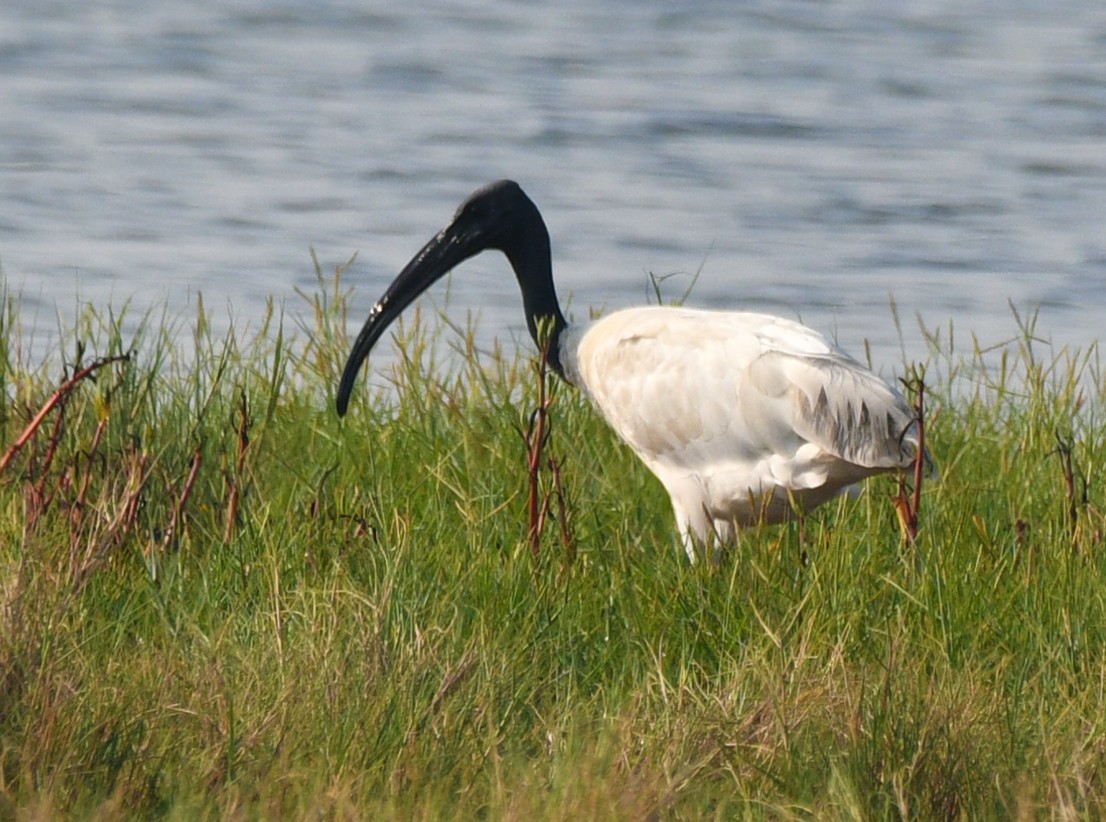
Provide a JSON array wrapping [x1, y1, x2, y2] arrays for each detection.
[[499, 192, 568, 377]]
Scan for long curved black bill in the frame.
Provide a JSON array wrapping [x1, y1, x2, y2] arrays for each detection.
[[335, 224, 475, 416], [335, 180, 563, 416]]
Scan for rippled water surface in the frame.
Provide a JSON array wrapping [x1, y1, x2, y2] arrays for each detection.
[[3, 0, 1106, 372]]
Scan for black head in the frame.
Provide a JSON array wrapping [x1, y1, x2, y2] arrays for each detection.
[[336, 180, 567, 415]]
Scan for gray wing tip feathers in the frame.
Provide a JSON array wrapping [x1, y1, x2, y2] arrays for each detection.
[[800, 381, 926, 470]]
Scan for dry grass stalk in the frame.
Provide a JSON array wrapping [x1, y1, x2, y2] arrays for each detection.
[[223, 389, 251, 542]]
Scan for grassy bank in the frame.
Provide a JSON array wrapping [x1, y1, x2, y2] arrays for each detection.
[[1, 271, 1105, 819]]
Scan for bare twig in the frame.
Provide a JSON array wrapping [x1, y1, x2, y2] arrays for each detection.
[[31, 401, 70, 517], [524, 347, 553, 558], [165, 447, 203, 549], [911, 377, 926, 522], [516, 327, 562, 560], [74, 417, 109, 516], [67, 446, 150, 595], [548, 455, 576, 565], [24, 400, 70, 530], [0, 354, 129, 475], [122, 449, 149, 534]]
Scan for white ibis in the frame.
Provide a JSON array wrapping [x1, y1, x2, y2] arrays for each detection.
[[336, 180, 925, 561]]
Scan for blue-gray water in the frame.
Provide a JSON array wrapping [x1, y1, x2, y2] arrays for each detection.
[[3, 0, 1105, 374]]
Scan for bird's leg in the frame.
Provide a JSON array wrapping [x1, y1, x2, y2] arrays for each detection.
[[679, 530, 698, 564], [781, 488, 810, 567], [797, 512, 809, 568], [708, 519, 736, 568], [675, 513, 699, 564], [673, 499, 717, 564], [697, 505, 738, 567]]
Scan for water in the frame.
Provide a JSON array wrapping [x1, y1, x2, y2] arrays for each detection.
[[3, 0, 1106, 376]]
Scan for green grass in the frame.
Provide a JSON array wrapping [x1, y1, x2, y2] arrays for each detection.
[[2, 267, 1106, 820]]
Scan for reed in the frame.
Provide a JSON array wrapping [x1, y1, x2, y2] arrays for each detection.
[[1, 267, 1104, 819]]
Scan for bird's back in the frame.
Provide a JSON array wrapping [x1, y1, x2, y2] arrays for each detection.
[[561, 305, 921, 539]]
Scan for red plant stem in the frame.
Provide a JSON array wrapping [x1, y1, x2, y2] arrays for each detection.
[[1055, 433, 1079, 544], [235, 391, 250, 474], [166, 448, 203, 549], [223, 392, 251, 543], [911, 378, 925, 520], [526, 340, 554, 558], [548, 455, 574, 558], [0, 354, 129, 475], [527, 409, 547, 557], [123, 451, 149, 532], [893, 373, 926, 546], [32, 400, 70, 513], [75, 417, 109, 513]]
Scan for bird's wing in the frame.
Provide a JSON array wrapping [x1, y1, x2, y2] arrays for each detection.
[[749, 348, 919, 469], [567, 307, 919, 475]]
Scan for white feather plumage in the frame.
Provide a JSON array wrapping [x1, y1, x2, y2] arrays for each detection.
[[562, 306, 921, 559]]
